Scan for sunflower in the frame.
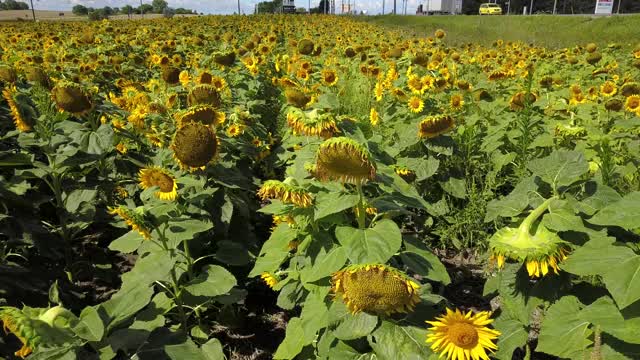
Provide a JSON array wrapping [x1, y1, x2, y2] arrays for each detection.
[[226, 123, 244, 137], [600, 81, 617, 97], [161, 66, 181, 85], [450, 93, 465, 110], [1, 308, 32, 358], [171, 122, 218, 170], [407, 74, 426, 94], [287, 108, 338, 138], [284, 87, 312, 108], [604, 98, 624, 112], [624, 95, 640, 113], [331, 264, 421, 315], [258, 179, 313, 208], [2, 86, 35, 132], [108, 206, 152, 240], [374, 81, 384, 101], [369, 107, 380, 126], [0, 65, 17, 83], [51, 81, 92, 115], [138, 167, 178, 201], [314, 137, 376, 184], [179, 70, 191, 87], [187, 84, 222, 108], [418, 115, 455, 139], [620, 82, 640, 97], [425, 308, 501, 360], [408, 96, 424, 113], [177, 105, 225, 127], [321, 69, 338, 86], [261, 272, 279, 289], [509, 91, 537, 111]]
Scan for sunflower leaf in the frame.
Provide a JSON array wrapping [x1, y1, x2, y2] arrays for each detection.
[[335, 219, 402, 264]]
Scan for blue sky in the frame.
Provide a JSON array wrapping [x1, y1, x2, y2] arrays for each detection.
[[36, 0, 423, 15]]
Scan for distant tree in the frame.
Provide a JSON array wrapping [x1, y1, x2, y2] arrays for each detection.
[[0, 0, 30, 10], [72, 4, 89, 15], [120, 5, 133, 14], [163, 7, 175, 18], [88, 9, 108, 21], [112, 7, 119, 14], [138, 3, 153, 14], [151, 0, 168, 13], [102, 6, 114, 16]]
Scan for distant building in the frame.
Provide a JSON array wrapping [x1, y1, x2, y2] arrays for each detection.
[[416, 0, 463, 15], [282, 0, 296, 13]]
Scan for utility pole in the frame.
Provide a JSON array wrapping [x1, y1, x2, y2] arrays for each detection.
[[529, 0, 534, 14], [140, 0, 143, 18], [29, 0, 35, 21], [393, 0, 396, 14], [552, 0, 557, 14], [616, 0, 622, 14], [237, 0, 241, 14], [382, 0, 385, 14]]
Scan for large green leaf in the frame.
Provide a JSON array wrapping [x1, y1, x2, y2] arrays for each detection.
[[334, 312, 378, 340], [249, 224, 297, 277], [183, 265, 236, 297], [402, 236, 450, 285], [73, 306, 104, 342], [314, 192, 360, 221], [537, 296, 592, 359], [491, 318, 527, 360], [561, 237, 635, 276], [527, 149, 588, 190], [588, 192, 640, 230], [108, 230, 144, 254], [300, 246, 348, 284], [335, 219, 402, 264], [273, 317, 305, 359], [602, 255, 640, 310], [368, 321, 432, 360], [484, 176, 537, 222]]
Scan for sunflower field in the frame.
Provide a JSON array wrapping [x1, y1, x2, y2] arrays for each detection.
[[1, 14, 640, 360]]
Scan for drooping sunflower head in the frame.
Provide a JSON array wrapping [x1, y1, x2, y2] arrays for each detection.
[[286, 108, 338, 138], [426, 308, 501, 360], [260, 272, 279, 289], [138, 167, 178, 201], [51, 81, 93, 115], [315, 137, 376, 184], [213, 51, 236, 67], [331, 264, 421, 315], [321, 69, 338, 86], [161, 66, 181, 85], [585, 52, 602, 65], [108, 205, 152, 240], [620, 82, 640, 97], [604, 98, 624, 112], [418, 115, 455, 139], [24, 66, 51, 88], [0, 64, 17, 83], [177, 105, 225, 127], [509, 91, 537, 111], [284, 87, 312, 108], [2, 86, 36, 132], [1, 307, 33, 358], [171, 122, 218, 170], [297, 39, 315, 55], [187, 84, 222, 108], [488, 198, 570, 278], [257, 179, 313, 208]]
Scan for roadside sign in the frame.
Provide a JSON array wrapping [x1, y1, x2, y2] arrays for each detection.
[[594, 0, 613, 15]]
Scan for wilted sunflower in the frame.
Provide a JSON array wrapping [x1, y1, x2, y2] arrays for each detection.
[[187, 84, 222, 108], [2, 86, 35, 132], [108, 206, 152, 240], [321, 69, 338, 86], [426, 308, 501, 360], [408, 96, 425, 113], [260, 272, 279, 289], [604, 98, 623, 112], [0, 306, 71, 359], [625, 95, 640, 113], [258, 179, 313, 208], [138, 167, 178, 201], [418, 115, 455, 139], [331, 264, 421, 315], [489, 197, 570, 278], [171, 122, 218, 170], [286, 108, 338, 138], [177, 105, 225, 127], [284, 87, 312, 108], [620, 82, 640, 97], [509, 91, 537, 111], [315, 137, 376, 184], [51, 81, 92, 115]]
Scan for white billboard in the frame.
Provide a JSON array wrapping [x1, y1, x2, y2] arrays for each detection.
[[595, 0, 614, 15]]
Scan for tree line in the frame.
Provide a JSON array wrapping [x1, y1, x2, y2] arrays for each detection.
[[0, 0, 29, 10], [72, 0, 197, 20]]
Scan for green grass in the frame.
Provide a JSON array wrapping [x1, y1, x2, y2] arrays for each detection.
[[361, 15, 640, 48]]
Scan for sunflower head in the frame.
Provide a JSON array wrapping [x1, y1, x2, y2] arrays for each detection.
[[24, 66, 51, 88], [260, 272, 279, 289], [625, 95, 640, 113], [604, 98, 623, 112], [2, 86, 36, 132], [321, 69, 338, 86], [418, 115, 455, 139], [426, 308, 501, 360], [257, 179, 313, 208], [161, 66, 181, 85], [331, 264, 421, 315], [315, 137, 376, 184], [213, 51, 236, 66], [138, 167, 178, 201], [0, 64, 17, 83], [108, 206, 153, 240], [585, 52, 602, 65], [51, 81, 93, 115], [600, 81, 617, 97], [177, 105, 225, 127], [298, 39, 315, 55], [171, 122, 218, 170], [286, 108, 338, 138], [187, 84, 222, 108], [509, 91, 537, 111], [620, 82, 640, 97], [284, 87, 312, 108], [488, 198, 570, 278], [408, 96, 425, 113]]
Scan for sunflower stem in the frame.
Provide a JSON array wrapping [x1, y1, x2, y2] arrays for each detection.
[[170, 268, 188, 331], [356, 183, 366, 229], [518, 197, 557, 238]]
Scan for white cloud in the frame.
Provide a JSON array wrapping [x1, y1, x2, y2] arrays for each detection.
[[33, 0, 425, 15]]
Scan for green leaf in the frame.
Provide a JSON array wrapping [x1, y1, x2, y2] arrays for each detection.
[[527, 149, 588, 189], [578, 183, 622, 216], [334, 312, 378, 340], [439, 177, 466, 199], [368, 321, 432, 360], [215, 240, 251, 266], [108, 230, 144, 254], [201, 339, 225, 360], [396, 157, 439, 182], [64, 189, 96, 213], [335, 219, 402, 264], [314, 192, 360, 221], [588, 192, 640, 230], [249, 224, 297, 277], [0, 152, 32, 166], [165, 339, 207, 360], [273, 317, 305, 359], [73, 306, 104, 342], [184, 265, 236, 297], [579, 296, 624, 331], [402, 236, 450, 284], [484, 176, 537, 222], [300, 246, 348, 284], [602, 254, 640, 310], [561, 237, 634, 276], [96, 283, 154, 332], [491, 318, 527, 360], [537, 296, 592, 359]]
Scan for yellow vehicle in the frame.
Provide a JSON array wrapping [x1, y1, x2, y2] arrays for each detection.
[[479, 3, 503, 15]]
